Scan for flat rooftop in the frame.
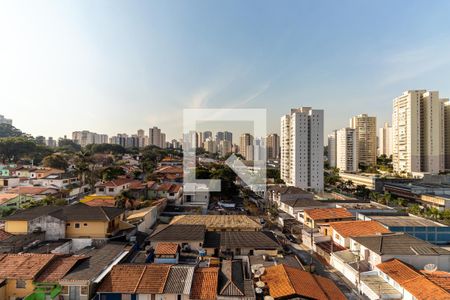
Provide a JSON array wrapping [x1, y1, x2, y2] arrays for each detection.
[[360, 273, 402, 298], [369, 215, 447, 227]]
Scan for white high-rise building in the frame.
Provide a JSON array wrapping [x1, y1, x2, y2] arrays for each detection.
[[0, 115, 12, 125], [327, 130, 337, 168], [378, 122, 393, 157], [72, 131, 108, 147], [218, 140, 232, 156], [203, 138, 217, 154], [336, 128, 358, 172], [393, 90, 445, 175], [444, 101, 450, 170], [350, 114, 377, 167], [280, 107, 324, 192]]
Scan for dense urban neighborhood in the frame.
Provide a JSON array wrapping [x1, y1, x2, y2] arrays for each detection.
[[2, 91, 450, 300]]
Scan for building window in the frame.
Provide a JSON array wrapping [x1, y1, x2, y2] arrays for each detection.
[[75, 223, 80, 228], [84, 223, 88, 226], [16, 280, 26, 289], [80, 286, 88, 295]]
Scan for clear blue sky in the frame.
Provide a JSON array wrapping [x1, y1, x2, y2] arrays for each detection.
[[1, 0, 450, 141]]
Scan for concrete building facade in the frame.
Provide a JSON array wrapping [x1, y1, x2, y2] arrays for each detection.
[[336, 127, 358, 172], [280, 107, 324, 192], [378, 122, 393, 157], [350, 114, 377, 167]]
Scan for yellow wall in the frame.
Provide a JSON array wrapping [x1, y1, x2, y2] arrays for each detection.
[[4, 221, 28, 234], [65, 221, 109, 238], [5, 279, 34, 299]]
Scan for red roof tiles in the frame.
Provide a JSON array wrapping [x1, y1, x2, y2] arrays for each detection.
[[330, 220, 391, 237], [190, 267, 219, 300], [304, 208, 353, 221]]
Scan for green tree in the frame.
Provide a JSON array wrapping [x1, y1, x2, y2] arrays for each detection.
[[42, 154, 69, 170], [0, 124, 26, 138], [0, 136, 37, 163]]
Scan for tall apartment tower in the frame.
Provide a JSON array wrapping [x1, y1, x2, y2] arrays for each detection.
[[336, 128, 358, 172], [393, 90, 445, 175], [266, 133, 280, 160], [378, 122, 393, 157], [149, 127, 161, 147], [239, 133, 254, 159], [280, 107, 324, 192], [327, 130, 337, 168], [444, 101, 450, 170], [349, 114, 377, 167], [224, 131, 233, 143]]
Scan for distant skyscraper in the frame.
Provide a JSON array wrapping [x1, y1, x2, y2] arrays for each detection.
[[46, 137, 57, 148], [444, 101, 450, 170], [239, 133, 253, 159], [378, 122, 393, 157], [72, 131, 108, 147], [203, 131, 212, 140], [266, 133, 280, 160], [336, 128, 358, 172], [215, 131, 224, 142], [350, 114, 377, 167], [0, 114, 12, 125], [327, 130, 337, 168], [149, 127, 162, 147], [224, 131, 233, 143], [218, 140, 232, 156], [160, 133, 166, 148], [203, 138, 217, 153], [393, 90, 445, 175], [281, 107, 324, 192]]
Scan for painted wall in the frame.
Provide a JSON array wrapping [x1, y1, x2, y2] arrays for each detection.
[[4, 220, 28, 234]]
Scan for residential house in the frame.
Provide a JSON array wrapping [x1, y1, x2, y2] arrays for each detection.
[[147, 182, 182, 203], [28, 255, 88, 300], [203, 231, 281, 257], [261, 264, 346, 300], [153, 166, 183, 183], [162, 265, 195, 300], [35, 172, 79, 188], [126, 206, 158, 233], [181, 183, 210, 213], [80, 195, 116, 207], [154, 242, 179, 264], [329, 220, 391, 248], [0, 177, 20, 189], [97, 264, 171, 300], [190, 267, 219, 300], [0, 253, 55, 300], [280, 198, 328, 220], [303, 208, 354, 230], [349, 232, 450, 271], [3, 203, 128, 240], [95, 178, 136, 196], [60, 243, 131, 300], [148, 224, 206, 251], [217, 260, 254, 300], [0, 193, 21, 211], [266, 185, 314, 206], [6, 186, 59, 202], [360, 259, 450, 300]]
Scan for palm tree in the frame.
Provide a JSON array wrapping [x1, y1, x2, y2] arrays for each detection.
[[370, 191, 380, 202], [408, 204, 421, 216]]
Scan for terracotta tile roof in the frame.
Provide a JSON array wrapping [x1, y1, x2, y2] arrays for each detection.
[[98, 264, 171, 294], [261, 264, 346, 300], [304, 208, 353, 221], [377, 259, 450, 300], [330, 220, 391, 237], [157, 183, 173, 192], [155, 166, 183, 174], [97, 178, 135, 187], [147, 181, 157, 188], [7, 186, 54, 195], [36, 255, 87, 282], [190, 267, 219, 300], [0, 253, 55, 280], [0, 229, 12, 241], [155, 242, 179, 255], [82, 197, 116, 207], [129, 181, 146, 190], [0, 193, 18, 205], [421, 270, 450, 292]]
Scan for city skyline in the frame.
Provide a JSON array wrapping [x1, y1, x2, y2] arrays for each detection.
[[3, 1, 450, 140]]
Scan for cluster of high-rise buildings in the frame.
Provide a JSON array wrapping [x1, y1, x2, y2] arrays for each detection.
[[325, 89, 450, 179], [0, 114, 12, 126], [71, 126, 178, 149]]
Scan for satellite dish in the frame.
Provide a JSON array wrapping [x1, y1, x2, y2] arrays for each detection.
[[255, 288, 263, 294], [256, 281, 265, 288], [258, 267, 266, 275], [424, 264, 437, 272], [251, 264, 263, 273], [254, 270, 262, 277]]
